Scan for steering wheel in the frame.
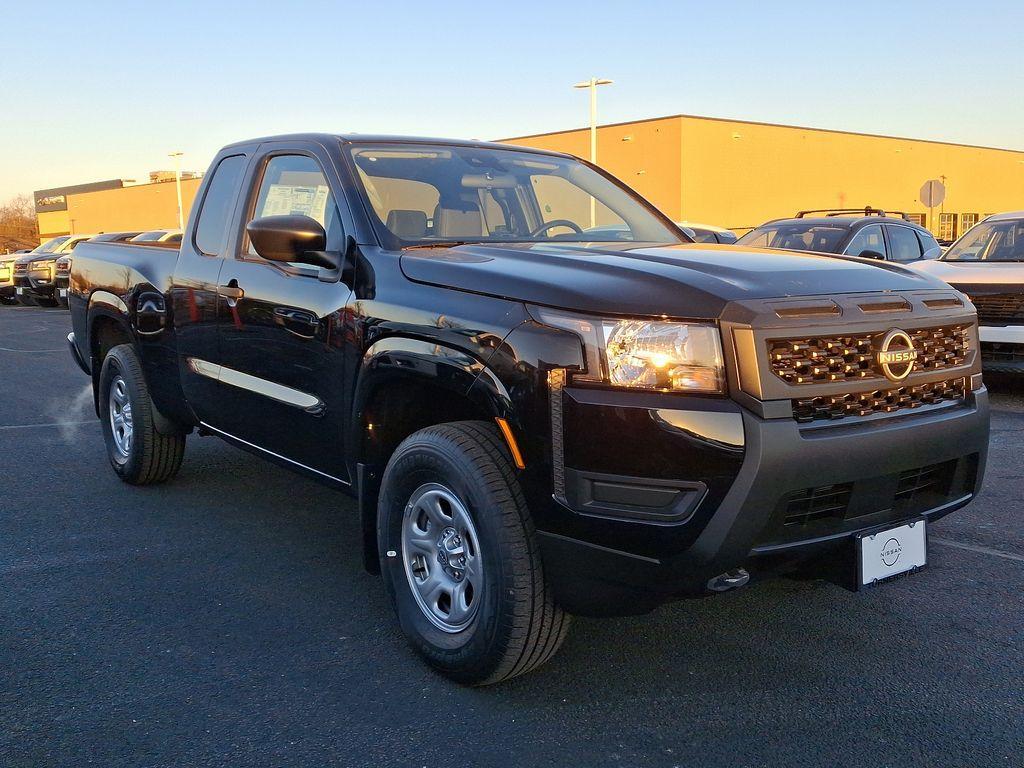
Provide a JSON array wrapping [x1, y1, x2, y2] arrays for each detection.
[[528, 219, 584, 238]]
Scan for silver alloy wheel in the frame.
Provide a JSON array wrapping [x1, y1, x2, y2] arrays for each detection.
[[401, 483, 484, 633], [108, 375, 133, 459]]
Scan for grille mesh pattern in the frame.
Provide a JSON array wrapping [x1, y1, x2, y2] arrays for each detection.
[[793, 377, 967, 423], [768, 325, 970, 384], [968, 293, 1024, 325]]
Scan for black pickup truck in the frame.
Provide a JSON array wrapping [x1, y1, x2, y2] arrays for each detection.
[[68, 134, 990, 684]]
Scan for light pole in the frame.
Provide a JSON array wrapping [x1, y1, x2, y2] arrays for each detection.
[[168, 151, 185, 231], [573, 77, 613, 227]]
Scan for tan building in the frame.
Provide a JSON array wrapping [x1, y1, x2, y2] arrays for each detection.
[[502, 114, 1024, 239], [34, 176, 203, 242]]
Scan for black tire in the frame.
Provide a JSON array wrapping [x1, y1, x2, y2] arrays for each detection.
[[378, 420, 570, 685], [0, 296, 17, 306], [98, 344, 186, 485], [16, 293, 37, 307], [36, 296, 59, 308]]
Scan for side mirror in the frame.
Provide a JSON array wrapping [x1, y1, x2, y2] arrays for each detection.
[[858, 249, 885, 260], [247, 215, 337, 269]]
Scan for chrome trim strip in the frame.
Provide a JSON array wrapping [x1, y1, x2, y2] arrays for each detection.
[[199, 422, 349, 485], [186, 357, 322, 411]]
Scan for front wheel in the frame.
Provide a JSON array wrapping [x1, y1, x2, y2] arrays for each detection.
[[378, 421, 570, 685], [98, 344, 186, 484]]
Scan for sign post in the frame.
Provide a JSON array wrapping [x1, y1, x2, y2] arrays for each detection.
[[919, 179, 946, 235]]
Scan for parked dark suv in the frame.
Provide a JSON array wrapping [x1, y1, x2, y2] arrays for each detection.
[[737, 208, 942, 263]]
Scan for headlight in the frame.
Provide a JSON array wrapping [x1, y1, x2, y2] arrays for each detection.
[[533, 307, 725, 393], [56, 257, 72, 273]]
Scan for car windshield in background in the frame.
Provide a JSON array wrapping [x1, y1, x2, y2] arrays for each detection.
[[736, 223, 849, 253], [942, 219, 1024, 261], [131, 231, 169, 242], [33, 236, 71, 254], [347, 143, 683, 247]]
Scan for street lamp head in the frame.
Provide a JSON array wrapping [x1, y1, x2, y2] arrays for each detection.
[[573, 78, 613, 89], [168, 151, 184, 158]]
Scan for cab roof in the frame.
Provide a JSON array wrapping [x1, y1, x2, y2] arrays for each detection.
[[221, 132, 573, 158]]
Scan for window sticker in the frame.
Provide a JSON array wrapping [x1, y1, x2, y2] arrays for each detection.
[[261, 184, 330, 225]]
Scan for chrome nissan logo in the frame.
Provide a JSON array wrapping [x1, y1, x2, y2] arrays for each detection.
[[876, 329, 918, 381]]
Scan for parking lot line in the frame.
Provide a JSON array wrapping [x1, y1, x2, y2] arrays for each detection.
[[931, 536, 1024, 563], [0, 420, 94, 431]]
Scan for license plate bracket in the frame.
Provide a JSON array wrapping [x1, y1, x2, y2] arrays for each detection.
[[857, 519, 927, 588]]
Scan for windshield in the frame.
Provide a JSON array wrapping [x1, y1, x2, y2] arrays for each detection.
[[33, 236, 71, 254], [347, 143, 683, 247], [942, 219, 1024, 261], [736, 223, 849, 253], [131, 231, 169, 242]]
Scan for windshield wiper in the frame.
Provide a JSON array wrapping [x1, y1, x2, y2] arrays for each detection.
[[402, 241, 480, 250]]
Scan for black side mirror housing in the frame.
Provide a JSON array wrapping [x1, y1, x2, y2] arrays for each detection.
[[858, 249, 885, 260], [247, 215, 336, 269]]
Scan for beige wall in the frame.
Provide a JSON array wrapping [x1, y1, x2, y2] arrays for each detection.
[[504, 115, 1024, 236], [65, 178, 203, 235]]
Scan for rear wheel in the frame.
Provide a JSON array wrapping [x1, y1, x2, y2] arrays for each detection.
[[99, 344, 185, 484], [16, 293, 37, 307], [378, 421, 570, 685], [36, 296, 59, 308]]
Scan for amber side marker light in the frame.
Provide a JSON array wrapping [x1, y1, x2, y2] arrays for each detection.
[[495, 417, 526, 470]]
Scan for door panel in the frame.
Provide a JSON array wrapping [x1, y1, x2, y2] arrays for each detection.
[[206, 149, 355, 481]]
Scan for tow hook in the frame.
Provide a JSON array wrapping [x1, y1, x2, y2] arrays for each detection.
[[707, 568, 750, 593]]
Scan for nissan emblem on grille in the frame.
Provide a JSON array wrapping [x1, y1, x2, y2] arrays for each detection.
[[876, 329, 918, 382]]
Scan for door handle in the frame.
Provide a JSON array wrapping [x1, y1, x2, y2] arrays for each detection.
[[218, 284, 244, 300]]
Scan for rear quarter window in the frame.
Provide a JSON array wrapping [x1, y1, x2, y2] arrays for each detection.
[[194, 155, 247, 256]]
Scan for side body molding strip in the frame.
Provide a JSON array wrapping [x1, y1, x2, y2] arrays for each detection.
[[186, 357, 323, 412]]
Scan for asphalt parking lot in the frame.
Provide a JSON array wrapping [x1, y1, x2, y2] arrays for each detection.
[[1, 306, 1022, 768]]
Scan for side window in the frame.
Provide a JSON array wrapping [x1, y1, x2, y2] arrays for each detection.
[[887, 225, 923, 262], [690, 229, 718, 243], [916, 229, 941, 258], [249, 155, 340, 253], [194, 155, 246, 256], [845, 225, 886, 258]]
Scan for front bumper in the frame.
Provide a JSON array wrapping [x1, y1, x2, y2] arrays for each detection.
[[537, 386, 989, 615], [979, 325, 1024, 374]]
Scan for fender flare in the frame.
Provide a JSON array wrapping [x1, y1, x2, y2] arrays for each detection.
[[85, 291, 180, 434], [352, 336, 514, 573]]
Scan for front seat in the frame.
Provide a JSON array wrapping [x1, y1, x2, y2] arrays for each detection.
[[433, 201, 484, 238]]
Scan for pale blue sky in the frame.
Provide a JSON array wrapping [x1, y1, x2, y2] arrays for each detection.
[[2, 0, 1022, 200]]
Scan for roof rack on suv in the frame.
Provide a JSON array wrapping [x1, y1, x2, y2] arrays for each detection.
[[794, 207, 911, 221]]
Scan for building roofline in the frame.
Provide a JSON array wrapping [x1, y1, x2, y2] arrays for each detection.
[[497, 112, 1024, 155]]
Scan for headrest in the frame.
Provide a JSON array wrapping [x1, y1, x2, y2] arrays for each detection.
[[386, 209, 428, 239]]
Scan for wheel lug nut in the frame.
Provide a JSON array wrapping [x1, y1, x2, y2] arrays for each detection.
[[453, 536, 461, 545], [459, 556, 466, 565]]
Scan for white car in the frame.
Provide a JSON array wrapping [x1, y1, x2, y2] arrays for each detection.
[[908, 210, 1024, 374]]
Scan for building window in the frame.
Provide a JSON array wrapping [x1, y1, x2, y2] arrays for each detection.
[[939, 213, 957, 242], [907, 213, 927, 229], [960, 213, 979, 234]]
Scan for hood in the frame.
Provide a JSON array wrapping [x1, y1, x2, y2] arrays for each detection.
[[907, 258, 1024, 288], [14, 252, 61, 266], [400, 242, 951, 318]]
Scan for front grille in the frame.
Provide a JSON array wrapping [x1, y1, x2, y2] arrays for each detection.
[[968, 293, 1024, 325], [783, 483, 853, 526], [981, 341, 1024, 362], [768, 325, 970, 385], [894, 460, 955, 507], [793, 377, 967, 423]]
